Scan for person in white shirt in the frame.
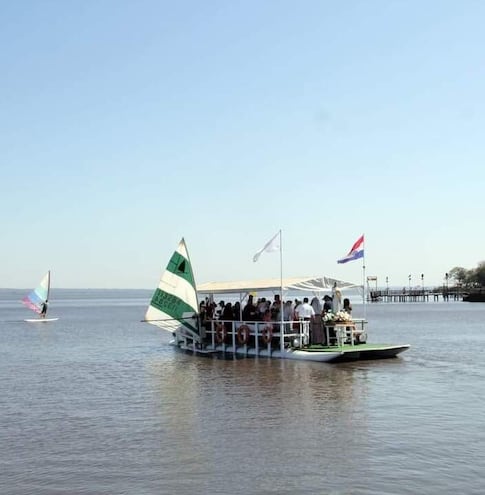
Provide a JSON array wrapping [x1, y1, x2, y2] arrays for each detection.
[[295, 297, 315, 345], [296, 297, 315, 320]]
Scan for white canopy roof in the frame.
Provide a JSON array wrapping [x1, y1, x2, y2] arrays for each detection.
[[197, 276, 360, 295]]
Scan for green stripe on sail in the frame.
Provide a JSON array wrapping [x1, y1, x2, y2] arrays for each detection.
[[167, 251, 196, 289], [149, 288, 198, 334]]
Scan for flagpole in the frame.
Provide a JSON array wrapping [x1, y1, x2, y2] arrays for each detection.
[[362, 234, 366, 320], [279, 229, 284, 352]]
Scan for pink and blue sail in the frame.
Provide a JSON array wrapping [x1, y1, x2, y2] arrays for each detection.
[[22, 271, 51, 314]]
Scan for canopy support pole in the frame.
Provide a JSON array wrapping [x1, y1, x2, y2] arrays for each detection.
[[279, 230, 285, 353]]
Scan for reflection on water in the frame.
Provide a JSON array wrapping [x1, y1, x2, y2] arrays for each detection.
[[1, 292, 485, 494], [146, 356, 372, 494]]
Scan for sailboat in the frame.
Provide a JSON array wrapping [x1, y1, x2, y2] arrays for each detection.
[[144, 238, 410, 362], [144, 238, 201, 343], [22, 270, 59, 322]]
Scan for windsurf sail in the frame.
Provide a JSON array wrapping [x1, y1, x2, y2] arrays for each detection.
[[144, 238, 200, 340], [22, 271, 51, 315]]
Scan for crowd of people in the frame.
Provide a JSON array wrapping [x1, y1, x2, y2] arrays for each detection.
[[198, 291, 352, 326]]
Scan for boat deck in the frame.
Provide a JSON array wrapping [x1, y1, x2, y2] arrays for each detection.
[[176, 319, 409, 362], [303, 343, 406, 352]]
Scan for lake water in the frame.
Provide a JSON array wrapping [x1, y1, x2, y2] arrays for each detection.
[[1, 289, 484, 495]]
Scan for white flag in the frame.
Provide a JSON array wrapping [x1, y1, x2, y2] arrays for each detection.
[[253, 231, 280, 262]]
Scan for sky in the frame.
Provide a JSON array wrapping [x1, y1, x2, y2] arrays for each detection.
[[1, 0, 484, 290]]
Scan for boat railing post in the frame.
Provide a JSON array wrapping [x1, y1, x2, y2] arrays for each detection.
[[335, 324, 343, 348], [255, 321, 259, 355], [222, 320, 227, 351], [231, 321, 236, 352], [211, 320, 215, 348]]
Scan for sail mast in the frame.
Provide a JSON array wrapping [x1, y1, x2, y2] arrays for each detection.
[[46, 270, 51, 316], [46, 270, 51, 302], [182, 237, 199, 317]]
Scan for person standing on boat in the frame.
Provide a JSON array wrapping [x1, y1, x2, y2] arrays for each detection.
[[242, 294, 258, 321], [262, 308, 272, 322], [283, 300, 294, 333], [310, 297, 323, 344], [271, 296, 281, 321], [216, 301, 225, 319], [221, 302, 234, 333], [343, 298, 352, 315], [40, 300, 48, 318], [323, 295, 333, 314], [310, 296, 322, 315], [295, 297, 315, 345]]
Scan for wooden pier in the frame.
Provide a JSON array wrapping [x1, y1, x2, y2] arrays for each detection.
[[369, 289, 462, 302]]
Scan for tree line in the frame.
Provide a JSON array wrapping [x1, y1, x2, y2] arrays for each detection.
[[448, 262, 485, 287]]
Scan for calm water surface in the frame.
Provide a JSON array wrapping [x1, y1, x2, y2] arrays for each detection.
[[1, 290, 484, 494]]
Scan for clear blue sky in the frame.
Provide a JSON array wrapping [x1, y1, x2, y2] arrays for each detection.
[[1, 1, 484, 289]]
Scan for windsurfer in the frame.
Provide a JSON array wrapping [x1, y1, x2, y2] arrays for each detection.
[[40, 301, 48, 318]]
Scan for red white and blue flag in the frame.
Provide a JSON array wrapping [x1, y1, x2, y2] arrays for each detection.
[[337, 235, 364, 264]]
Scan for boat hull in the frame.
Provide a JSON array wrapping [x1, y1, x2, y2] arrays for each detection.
[[324, 344, 410, 362], [174, 341, 410, 363], [463, 293, 485, 302]]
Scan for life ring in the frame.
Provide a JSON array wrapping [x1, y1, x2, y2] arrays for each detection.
[[237, 325, 251, 345], [261, 324, 273, 344], [215, 323, 227, 343]]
